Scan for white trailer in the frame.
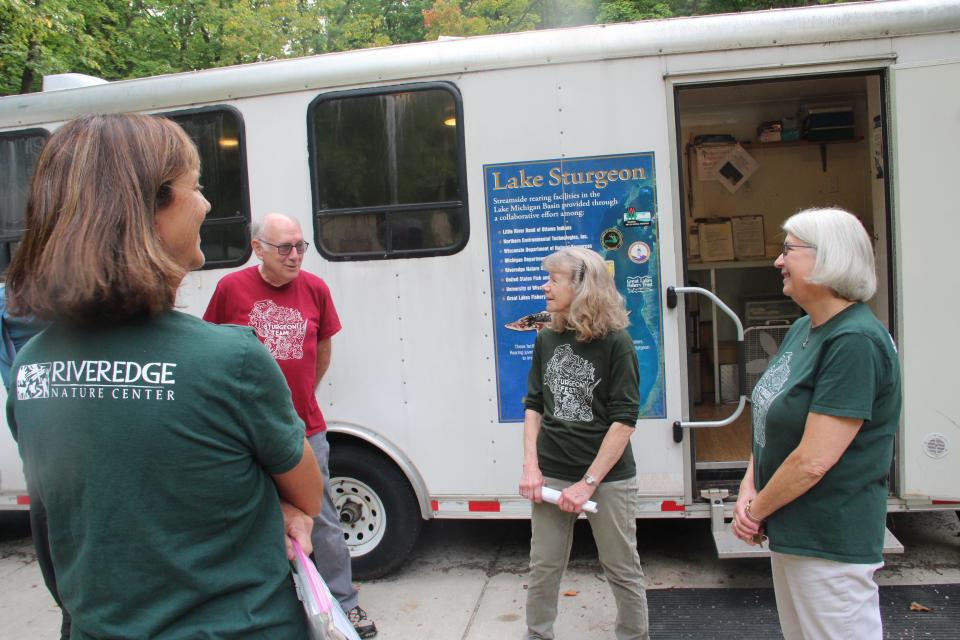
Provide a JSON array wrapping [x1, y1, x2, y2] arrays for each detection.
[[2, 0, 958, 578]]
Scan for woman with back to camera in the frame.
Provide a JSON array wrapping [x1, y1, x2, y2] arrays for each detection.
[[732, 207, 902, 640], [519, 246, 649, 640], [5, 113, 323, 639]]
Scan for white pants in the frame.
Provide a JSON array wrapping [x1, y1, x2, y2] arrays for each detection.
[[771, 551, 883, 640]]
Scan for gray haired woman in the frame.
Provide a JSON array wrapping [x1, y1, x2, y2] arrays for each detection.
[[519, 246, 648, 640], [732, 207, 901, 639]]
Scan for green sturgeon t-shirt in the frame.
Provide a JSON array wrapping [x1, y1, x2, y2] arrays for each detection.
[[524, 328, 640, 482], [7, 311, 308, 639], [752, 302, 901, 564]]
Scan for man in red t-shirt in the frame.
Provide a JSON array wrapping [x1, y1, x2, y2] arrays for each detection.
[[204, 212, 376, 638]]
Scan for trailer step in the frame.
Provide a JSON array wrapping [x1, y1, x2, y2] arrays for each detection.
[[703, 489, 769, 558], [712, 526, 770, 559], [713, 526, 903, 559], [882, 526, 904, 554]]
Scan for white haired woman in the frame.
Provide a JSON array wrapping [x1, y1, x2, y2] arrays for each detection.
[[732, 207, 902, 639], [518, 246, 649, 640]]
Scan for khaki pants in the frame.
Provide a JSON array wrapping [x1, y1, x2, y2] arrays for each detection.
[[525, 476, 649, 640]]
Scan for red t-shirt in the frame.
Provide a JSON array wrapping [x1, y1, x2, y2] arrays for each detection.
[[203, 266, 341, 436]]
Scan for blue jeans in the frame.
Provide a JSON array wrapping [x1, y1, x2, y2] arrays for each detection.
[[307, 432, 359, 612]]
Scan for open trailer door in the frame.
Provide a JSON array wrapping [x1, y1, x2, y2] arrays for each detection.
[[892, 58, 960, 502]]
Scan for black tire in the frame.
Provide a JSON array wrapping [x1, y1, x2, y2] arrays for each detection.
[[328, 444, 422, 580]]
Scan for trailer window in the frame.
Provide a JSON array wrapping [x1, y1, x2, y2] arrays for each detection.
[[308, 83, 468, 260], [165, 107, 251, 268], [0, 129, 47, 272]]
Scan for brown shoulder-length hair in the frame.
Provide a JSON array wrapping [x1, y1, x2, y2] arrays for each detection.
[[543, 246, 629, 341], [6, 113, 199, 322]]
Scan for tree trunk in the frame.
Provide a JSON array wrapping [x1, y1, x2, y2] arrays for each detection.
[[19, 39, 38, 94]]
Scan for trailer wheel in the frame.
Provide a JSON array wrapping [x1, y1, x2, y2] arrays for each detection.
[[328, 445, 422, 580]]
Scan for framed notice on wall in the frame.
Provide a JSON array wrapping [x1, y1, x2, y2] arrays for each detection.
[[698, 220, 735, 262], [732, 215, 765, 258]]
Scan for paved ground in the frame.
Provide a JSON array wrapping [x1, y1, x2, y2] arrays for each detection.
[[1, 510, 958, 639]]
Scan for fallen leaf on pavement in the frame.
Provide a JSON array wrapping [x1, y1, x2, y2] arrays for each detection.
[[562, 590, 578, 597], [909, 602, 932, 612]]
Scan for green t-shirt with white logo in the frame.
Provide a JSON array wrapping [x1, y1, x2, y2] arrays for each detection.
[[7, 311, 308, 639], [752, 302, 901, 564], [524, 328, 640, 483]]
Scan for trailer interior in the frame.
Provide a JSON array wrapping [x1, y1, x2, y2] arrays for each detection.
[[674, 71, 893, 503]]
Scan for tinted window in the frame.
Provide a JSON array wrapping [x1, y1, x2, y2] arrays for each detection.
[[166, 108, 250, 268], [0, 129, 47, 271], [309, 84, 468, 260]]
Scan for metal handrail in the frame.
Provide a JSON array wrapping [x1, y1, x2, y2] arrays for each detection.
[[667, 285, 746, 443]]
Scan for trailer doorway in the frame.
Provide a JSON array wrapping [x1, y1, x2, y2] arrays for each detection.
[[674, 71, 893, 498]]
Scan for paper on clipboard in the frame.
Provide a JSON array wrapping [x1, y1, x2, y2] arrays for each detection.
[[698, 220, 735, 262], [731, 215, 765, 258], [290, 540, 361, 640]]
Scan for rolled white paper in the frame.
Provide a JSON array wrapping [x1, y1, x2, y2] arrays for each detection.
[[539, 486, 598, 513]]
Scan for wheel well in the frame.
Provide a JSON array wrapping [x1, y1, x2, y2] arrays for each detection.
[[325, 432, 431, 520]]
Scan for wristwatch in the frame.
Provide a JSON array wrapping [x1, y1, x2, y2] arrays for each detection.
[[583, 473, 597, 486]]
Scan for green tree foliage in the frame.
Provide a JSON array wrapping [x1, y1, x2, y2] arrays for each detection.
[[423, 0, 540, 39], [596, 0, 669, 22], [421, 0, 603, 37], [685, 0, 853, 13], [0, 0, 859, 95], [596, 0, 852, 22], [381, 0, 431, 45], [534, 0, 600, 29], [0, 0, 106, 94]]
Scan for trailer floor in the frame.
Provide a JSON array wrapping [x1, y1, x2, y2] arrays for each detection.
[[648, 583, 960, 639]]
